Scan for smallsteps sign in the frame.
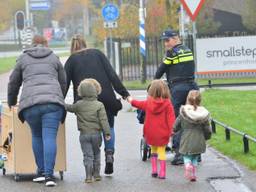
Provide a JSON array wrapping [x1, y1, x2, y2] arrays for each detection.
[[196, 36, 256, 73]]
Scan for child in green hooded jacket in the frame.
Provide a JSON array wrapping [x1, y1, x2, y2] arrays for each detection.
[[65, 78, 111, 183]]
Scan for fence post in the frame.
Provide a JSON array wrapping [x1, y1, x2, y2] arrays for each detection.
[[211, 120, 216, 133], [139, 37, 147, 83], [208, 80, 212, 88], [154, 37, 158, 69], [243, 135, 249, 153], [225, 128, 230, 141], [117, 38, 123, 81]]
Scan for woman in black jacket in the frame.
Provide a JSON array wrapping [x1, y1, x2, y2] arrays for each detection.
[[64, 34, 130, 175]]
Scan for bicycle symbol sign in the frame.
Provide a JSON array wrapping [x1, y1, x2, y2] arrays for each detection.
[[102, 3, 119, 22]]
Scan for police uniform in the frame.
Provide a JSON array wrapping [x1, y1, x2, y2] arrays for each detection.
[[155, 36, 198, 117], [154, 30, 199, 165]]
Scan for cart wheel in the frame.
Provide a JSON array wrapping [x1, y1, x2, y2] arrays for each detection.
[[140, 138, 148, 161], [2, 168, 6, 175], [59, 171, 64, 180], [14, 174, 20, 182], [148, 147, 151, 159]]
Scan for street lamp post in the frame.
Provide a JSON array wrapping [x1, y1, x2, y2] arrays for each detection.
[[25, 0, 30, 27]]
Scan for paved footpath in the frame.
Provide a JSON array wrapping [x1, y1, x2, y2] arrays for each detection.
[[0, 58, 255, 191]]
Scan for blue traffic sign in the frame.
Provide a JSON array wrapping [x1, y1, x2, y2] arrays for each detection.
[[102, 3, 119, 22], [30, 1, 50, 11]]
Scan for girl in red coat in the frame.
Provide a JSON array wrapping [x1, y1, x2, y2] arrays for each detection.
[[127, 80, 175, 179]]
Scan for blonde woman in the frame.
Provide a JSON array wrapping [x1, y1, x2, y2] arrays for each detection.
[[64, 34, 130, 175]]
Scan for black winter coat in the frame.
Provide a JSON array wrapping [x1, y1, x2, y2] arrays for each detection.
[[64, 48, 130, 116]]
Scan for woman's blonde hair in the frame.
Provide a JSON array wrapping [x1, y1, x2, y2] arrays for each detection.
[[186, 90, 201, 110], [70, 34, 87, 54], [148, 80, 170, 99], [32, 35, 48, 47]]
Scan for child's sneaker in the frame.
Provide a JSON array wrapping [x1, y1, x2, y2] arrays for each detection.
[[45, 176, 57, 187]]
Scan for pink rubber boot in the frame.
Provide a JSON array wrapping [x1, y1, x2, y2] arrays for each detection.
[[184, 163, 193, 180], [190, 165, 197, 182], [158, 160, 166, 179], [151, 153, 158, 177]]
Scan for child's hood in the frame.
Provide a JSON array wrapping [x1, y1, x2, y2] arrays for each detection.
[[78, 82, 97, 98], [180, 104, 209, 124], [147, 97, 171, 114]]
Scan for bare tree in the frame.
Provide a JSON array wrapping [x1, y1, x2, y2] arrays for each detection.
[[241, 0, 256, 32], [196, 0, 221, 36]]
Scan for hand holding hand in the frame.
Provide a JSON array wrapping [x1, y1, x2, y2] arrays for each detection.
[[8, 106, 13, 112], [127, 96, 133, 103], [105, 135, 111, 141]]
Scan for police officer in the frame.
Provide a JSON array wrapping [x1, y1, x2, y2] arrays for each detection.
[[154, 29, 199, 165]]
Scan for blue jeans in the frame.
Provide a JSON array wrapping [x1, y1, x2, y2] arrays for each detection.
[[23, 104, 64, 177], [103, 112, 115, 152]]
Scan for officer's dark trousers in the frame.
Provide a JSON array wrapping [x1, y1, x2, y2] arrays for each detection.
[[170, 82, 199, 162], [170, 82, 199, 118]]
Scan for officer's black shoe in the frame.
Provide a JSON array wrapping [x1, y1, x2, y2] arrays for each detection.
[[171, 157, 184, 165], [165, 146, 172, 152], [198, 155, 202, 163]]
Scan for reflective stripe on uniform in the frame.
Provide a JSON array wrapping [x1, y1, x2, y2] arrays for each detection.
[[163, 55, 179, 64], [164, 54, 194, 65], [178, 52, 193, 57], [179, 55, 194, 62], [163, 59, 172, 64], [172, 55, 194, 64]]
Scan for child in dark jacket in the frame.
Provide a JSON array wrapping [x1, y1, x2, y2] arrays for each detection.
[[127, 80, 175, 179], [174, 90, 212, 182], [65, 78, 111, 183]]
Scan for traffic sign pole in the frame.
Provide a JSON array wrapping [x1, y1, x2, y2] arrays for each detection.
[[109, 28, 114, 68], [192, 21, 197, 72], [102, 3, 120, 68]]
